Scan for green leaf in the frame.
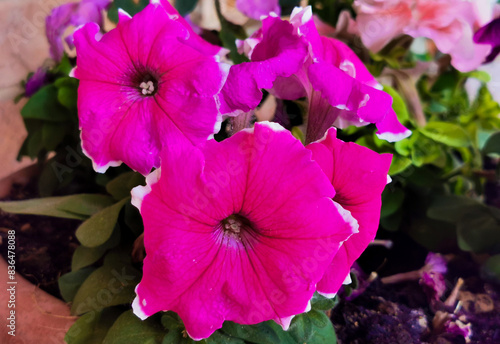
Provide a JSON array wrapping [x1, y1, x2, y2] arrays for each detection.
[[55, 54, 73, 75], [457, 205, 500, 253], [427, 195, 480, 223], [65, 308, 123, 344], [107, 0, 149, 23], [58, 194, 116, 217], [42, 122, 68, 151], [463, 70, 491, 83], [221, 321, 281, 344], [21, 84, 70, 121], [103, 311, 164, 344], [175, 0, 198, 16], [289, 311, 337, 344], [482, 254, 500, 283], [72, 224, 121, 271], [71, 260, 140, 315], [27, 125, 44, 158], [383, 85, 410, 124], [381, 188, 405, 217], [55, 76, 79, 110], [482, 131, 500, 156], [75, 198, 129, 247], [0, 195, 108, 220], [59, 267, 95, 303], [413, 138, 447, 168], [291, 126, 305, 145], [388, 155, 412, 175], [205, 331, 245, 344], [394, 138, 412, 156], [406, 217, 457, 252], [380, 209, 403, 232], [420, 122, 471, 147], [311, 292, 337, 311], [160, 312, 198, 344], [106, 172, 145, 200]]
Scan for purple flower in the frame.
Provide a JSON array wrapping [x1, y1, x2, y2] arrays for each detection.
[[424, 252, 447, 275], [46, 0, 110, 62], [474, 17, 500, 63], [25, 68, 48, 97], [236, 0, 281, 20]]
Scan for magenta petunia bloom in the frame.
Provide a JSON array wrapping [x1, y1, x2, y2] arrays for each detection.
[[220, 14, 309, 116], [474, 17, 500, 63], [73, 3, 227, 175], [220, 7, 410, 144], [46, 0, 110, 62], [307, 128, 392, 297], [236, 0, 281, 20], [131, 122, 358, 339]]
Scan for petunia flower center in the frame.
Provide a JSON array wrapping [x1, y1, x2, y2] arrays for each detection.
[[137, 74, 158, 97], [219, 214, 253, 242]]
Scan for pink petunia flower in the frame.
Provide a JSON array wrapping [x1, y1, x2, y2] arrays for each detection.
[[236, 0, 281, 20], [46, 0, 110, 62], [354, 0, 493, 72], [307, 128, 392, 297], [131, 122, 358, 339], [73, 3, 227, 175], [220, 7, 410, 144]]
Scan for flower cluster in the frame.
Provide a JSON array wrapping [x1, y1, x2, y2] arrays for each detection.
[[354, 0, 499, 72], [71, 1, 402, 340], [221, 7, 411, 143]]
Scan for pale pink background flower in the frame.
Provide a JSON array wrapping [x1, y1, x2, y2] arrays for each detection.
[[355, 0, 494, 72]]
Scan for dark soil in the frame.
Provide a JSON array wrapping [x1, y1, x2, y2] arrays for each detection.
[[0, 180, 80, 298], [332, 242, 500, 344]]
